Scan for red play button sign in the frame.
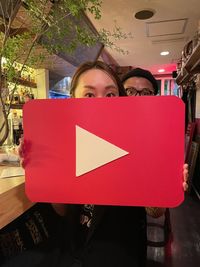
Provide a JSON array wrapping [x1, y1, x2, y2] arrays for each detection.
[[23, 96, 185, 207]]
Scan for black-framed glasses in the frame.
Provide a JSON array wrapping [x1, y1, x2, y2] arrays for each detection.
[[125, 87, 155, 96]]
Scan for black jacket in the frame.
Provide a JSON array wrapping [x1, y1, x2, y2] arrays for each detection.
[[65, 205, 147, 267]]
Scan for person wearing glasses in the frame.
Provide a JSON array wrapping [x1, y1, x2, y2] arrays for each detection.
[[121, 68, 188, 243], [121, 67, 158, 96], [122, 68, 160, 218]]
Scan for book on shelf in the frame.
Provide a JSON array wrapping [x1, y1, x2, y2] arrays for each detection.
[[187, 141, 199, 194], [192, 135, 200, 198], [185, 122, 196, 162]]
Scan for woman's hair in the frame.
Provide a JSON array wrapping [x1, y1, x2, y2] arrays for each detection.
[[70, 61, 127, 97]]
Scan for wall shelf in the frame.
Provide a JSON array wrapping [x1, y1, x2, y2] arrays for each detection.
[[2, 74, 37, 88], [10, 104, 24, 109], [12, 77, 37, 88], [176, 42, 200, 85]]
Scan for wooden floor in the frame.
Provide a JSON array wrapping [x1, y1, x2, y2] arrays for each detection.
[[147, 194, 200, 267]]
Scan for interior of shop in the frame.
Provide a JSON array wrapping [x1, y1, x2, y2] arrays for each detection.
[[0, 1, 200, 266]]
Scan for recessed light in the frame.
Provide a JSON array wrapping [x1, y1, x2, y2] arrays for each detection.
[[160, 51, 169, 56], [134, 9, 155, 20], [158, 69, 165, 73]]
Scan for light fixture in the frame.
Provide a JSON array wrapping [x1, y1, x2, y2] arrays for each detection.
[[160, 51, 169, 56], [134, 9, 155, 20], [158, 69, 165, 73]]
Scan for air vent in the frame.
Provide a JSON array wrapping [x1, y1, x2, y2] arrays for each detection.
[[134, 9, 155, 20]]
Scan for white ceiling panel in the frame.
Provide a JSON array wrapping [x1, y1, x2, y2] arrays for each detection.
[[146, 18, 188, 37]]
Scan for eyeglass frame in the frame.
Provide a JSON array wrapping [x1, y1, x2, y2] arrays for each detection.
[[125, 87, 155, 96]]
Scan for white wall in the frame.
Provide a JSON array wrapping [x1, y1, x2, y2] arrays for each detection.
[[35, 69, 49, 99]]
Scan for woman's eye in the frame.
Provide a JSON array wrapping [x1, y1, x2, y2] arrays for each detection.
[[106, 92, 117, 97], [85, 93, 95, 98]]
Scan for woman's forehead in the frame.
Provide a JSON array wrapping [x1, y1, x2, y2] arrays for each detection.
[[78, 68, 116, 84]]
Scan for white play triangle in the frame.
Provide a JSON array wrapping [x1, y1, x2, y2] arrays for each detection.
[[76, 125, 129, 176]]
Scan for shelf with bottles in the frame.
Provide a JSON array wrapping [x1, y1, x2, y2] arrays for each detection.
[[9, 103, 24, 109], [2, 60, 37, 88], [12, 76, 37, 88], [176, 31, 200, 85], [5, 84, 36, 109]]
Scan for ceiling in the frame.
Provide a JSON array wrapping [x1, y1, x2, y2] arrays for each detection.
[[5, 0, 200, 80], [87, 0, 200, 75]]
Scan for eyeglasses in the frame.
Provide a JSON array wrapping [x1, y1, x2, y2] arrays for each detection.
[[125, 87, 155, 96]]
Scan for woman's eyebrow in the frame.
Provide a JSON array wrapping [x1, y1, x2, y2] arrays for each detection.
[[83, 85, 95, 89], [82, 85, 117, 90], [105, 85, 118, 89]]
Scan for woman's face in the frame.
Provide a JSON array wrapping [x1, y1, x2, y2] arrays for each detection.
[[73, 69, 119, 98]]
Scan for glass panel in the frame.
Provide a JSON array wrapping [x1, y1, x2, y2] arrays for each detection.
[[164, 80, 169, 95], [156, 80, 161, 95]]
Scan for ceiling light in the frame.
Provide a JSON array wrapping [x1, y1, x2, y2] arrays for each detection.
[[134, 9, 155, 20], [158, 69, 165, 73], [160, 51, 169, 56]]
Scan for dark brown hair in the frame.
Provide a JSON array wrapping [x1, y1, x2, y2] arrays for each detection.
[[70, 61, 127, 97]]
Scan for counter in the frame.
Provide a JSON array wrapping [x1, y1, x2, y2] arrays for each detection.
[[0, 166, 34, 229]]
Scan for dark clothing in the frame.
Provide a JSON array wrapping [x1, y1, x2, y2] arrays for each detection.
[[1, 205, 147, 267], [61, 205, 147, 267]]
